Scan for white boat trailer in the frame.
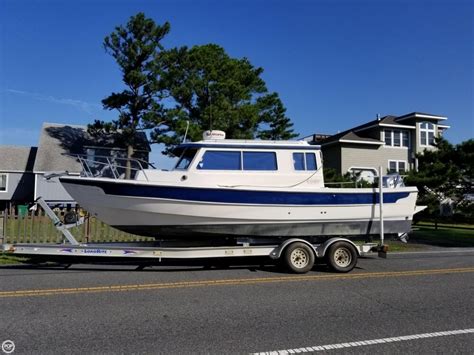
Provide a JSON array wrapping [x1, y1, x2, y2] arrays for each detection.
[[1, 197, 389, 274]]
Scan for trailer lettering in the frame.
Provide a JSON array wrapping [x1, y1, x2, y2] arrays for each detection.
[[81, 249, 108, 254]]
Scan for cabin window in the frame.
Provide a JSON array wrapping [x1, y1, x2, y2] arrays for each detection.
[[0, 173, 7, 192], [293, 153, 317, 171], [306, 153, 317, 170], [243, 152, 277, 171], [198, 151, 241, 170], [175, 148, 198, 170], [293, 153, 305, 170]]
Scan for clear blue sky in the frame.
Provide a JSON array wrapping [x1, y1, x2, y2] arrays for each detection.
[[0, 0, 472, 167]]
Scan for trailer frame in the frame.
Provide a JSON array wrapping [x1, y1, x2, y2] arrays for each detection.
[[1, 197, 386, 273]]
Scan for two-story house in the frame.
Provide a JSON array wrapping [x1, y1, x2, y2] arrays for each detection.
[[304, 112, 449, 183]]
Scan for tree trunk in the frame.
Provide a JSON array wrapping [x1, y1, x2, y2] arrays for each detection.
[[125, 145, 134, 180]]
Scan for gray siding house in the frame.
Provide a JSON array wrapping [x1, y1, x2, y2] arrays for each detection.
[[33, 122, 151, 205], [0, 146, 37, 209], [305, 112, 449, 182]]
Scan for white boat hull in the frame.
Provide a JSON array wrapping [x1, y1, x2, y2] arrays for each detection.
[[60, 177, 419, 239]]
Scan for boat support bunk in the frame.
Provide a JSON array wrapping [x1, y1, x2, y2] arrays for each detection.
[[1, 195, 392, 274]]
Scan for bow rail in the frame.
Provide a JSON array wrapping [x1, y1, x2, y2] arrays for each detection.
[[67, 154, 154, 181]]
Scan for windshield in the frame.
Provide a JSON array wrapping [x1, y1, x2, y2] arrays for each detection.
[[174, 148, 198, 170]]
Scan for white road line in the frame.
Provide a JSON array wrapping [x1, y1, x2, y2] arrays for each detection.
[[253, 328, 474, 354]]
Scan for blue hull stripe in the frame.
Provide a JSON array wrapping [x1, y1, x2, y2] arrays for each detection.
[[61, 179, 411, 205]]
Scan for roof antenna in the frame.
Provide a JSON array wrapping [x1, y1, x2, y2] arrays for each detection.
[[182, 120, 190, 143], [208, 82, 213, 132]]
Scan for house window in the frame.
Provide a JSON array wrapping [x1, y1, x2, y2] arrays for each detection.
[[384, 130, 392, 146], [293, 153, 318, 171], [420, 122, 435, 146], [388, 160, 407, 174], [0, 173, 7, 192], [402, 131, 409, 147], [384, 130, 409, 148], [393, 130, 401, 147]]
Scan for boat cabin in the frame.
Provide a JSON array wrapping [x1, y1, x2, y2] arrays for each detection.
[[137, 131, 325, 190]]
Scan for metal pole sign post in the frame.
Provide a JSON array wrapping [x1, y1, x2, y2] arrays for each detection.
[[0, 209, 4, 245], [378, 166, 387, 258]]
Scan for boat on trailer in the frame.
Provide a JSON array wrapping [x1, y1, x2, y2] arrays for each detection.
[[58, 130, 422, 242], [2, 131, 426, 273]]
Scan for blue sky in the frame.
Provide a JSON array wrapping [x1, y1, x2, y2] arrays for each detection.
[[0, 0, 472, 167]]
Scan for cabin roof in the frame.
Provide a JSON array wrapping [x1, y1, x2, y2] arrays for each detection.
[[178, 139, 321, 151]]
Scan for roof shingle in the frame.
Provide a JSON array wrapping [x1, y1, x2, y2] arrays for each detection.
[[33, 123, 151, 172], [0, 146, 37, 172]]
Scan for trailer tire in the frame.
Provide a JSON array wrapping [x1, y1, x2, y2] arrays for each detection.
[[283, 242, 315, 274], [326, 241, 358, 273]]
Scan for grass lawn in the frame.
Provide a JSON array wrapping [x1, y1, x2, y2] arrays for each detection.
[[354, 221, 473, 251], [409, 225, 474, 247], [384, 240, 427, 252], [416, 221, 474, 230], [0, 253, 27, 265]]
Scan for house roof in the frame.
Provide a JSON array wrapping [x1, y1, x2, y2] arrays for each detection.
[[396, 112, 447, 122], [339, 131, 383, 144], [318, 112, 448, 146], [0, 146, 37, 172], [33, 123, 151, 173], [319, 116, 395, 145], [321, 131, 384, 146]]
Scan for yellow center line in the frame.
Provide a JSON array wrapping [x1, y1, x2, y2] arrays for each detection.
[[1, 267, 473, 298]]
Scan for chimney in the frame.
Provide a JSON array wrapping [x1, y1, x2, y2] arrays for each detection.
[[377, 114, 381, 121]]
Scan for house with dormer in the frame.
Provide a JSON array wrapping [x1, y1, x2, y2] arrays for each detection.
[[304, 112, 450, 182]]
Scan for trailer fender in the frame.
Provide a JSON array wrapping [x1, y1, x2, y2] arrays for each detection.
[[269, 238, 317, 260], [317, 238, 360, 258]]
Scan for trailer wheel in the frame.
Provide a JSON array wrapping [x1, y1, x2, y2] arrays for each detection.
[[326, 241, 358, 273], [283, 242, 315, 274]]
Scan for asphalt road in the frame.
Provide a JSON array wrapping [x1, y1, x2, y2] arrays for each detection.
[[0, 249, 473, 354]]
